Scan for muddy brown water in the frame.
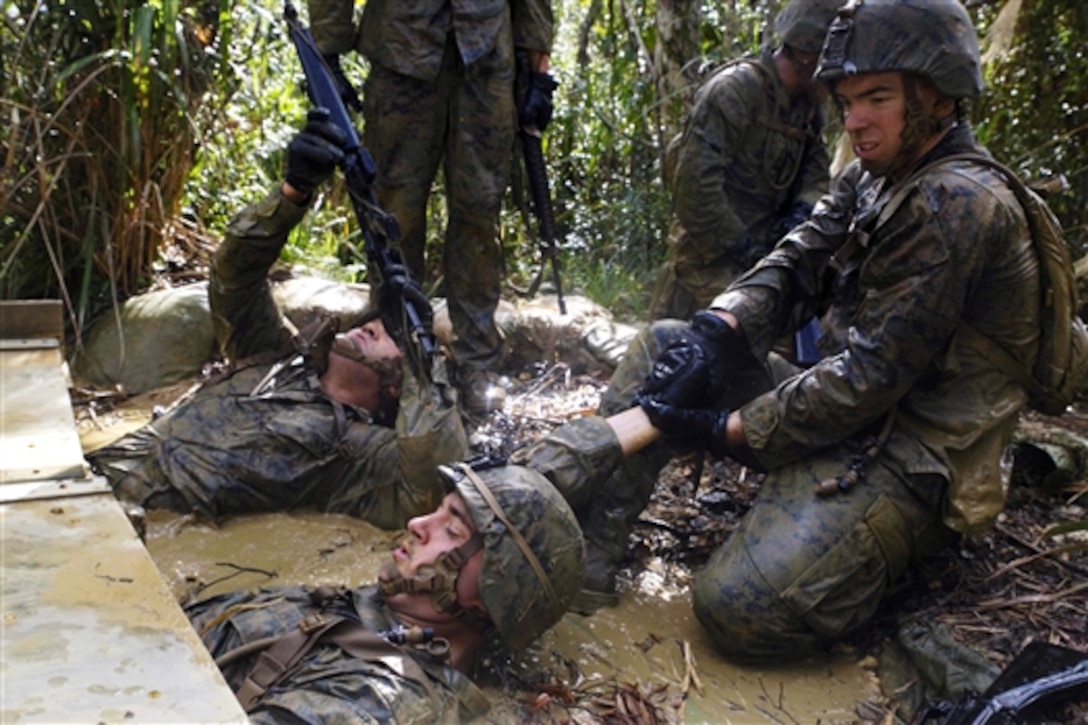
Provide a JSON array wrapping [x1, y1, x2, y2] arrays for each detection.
[[79, 392, 880, 722]]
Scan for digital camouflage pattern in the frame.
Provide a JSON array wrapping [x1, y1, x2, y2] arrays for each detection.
[[650, 53, 830, 321], [694, 122, 1039, 657], [187, 585, 487, 723], [90, 188, 467, 528], [816, 0, 983, 100], [552, 123, 1040, 660], [307, 0, 553, 83], [444, 464, 586, 650], [307, 0, 553, 375]]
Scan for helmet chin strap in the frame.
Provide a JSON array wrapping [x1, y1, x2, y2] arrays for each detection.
[[889, 75, 957, 179], [377, 535, 491, 631]]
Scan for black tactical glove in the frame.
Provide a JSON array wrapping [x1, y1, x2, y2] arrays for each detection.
[[636, 394, 731, 459], [377, 263, 434, 345], [519, 70, 559, 132], [284, 108, 348, 197], [639, 335, 713, 411], [643, 310, 744, 408]]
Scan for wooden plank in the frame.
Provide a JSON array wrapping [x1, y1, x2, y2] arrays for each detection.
[[2, 491, 248, 722], [0, 299, 63, 339], [0, 346, 87, 483]]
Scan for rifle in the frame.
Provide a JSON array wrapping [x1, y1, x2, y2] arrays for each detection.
[[516, 50, 566, 315], [283, 1, 436, 379]]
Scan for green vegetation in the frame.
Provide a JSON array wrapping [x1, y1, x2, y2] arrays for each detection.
[[2, 0, 1086, 338]]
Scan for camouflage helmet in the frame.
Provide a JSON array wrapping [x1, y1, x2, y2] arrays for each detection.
[[439, 462, 586, 651], [815, 0, 983, 100], [774, 0, 844, 55]]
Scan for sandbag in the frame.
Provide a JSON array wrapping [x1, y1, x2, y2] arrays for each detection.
[[73, 284, 216, 394]]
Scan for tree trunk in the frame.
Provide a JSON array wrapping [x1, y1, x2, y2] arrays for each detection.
[[653, 0, 700, 181]]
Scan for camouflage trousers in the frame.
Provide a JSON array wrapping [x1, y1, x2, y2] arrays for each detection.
[[362, 38, 514, 371], [590, 320, 957, 660]]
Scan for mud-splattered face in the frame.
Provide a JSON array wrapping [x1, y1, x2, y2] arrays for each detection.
[[322, 318, 403, 411]]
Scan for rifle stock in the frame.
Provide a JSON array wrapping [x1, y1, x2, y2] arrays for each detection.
[[283, 1, 437, 378]]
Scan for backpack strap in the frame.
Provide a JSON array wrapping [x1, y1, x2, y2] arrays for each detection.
[[956, 320, 1047, 402], [231, 611, 348, 711], [225, 612, 454, 715]]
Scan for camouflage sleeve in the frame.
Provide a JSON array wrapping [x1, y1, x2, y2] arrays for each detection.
[[711, 163, 861, 355], [209, 187, 309, 361], [739, 180, 976, 467], [306, 0, 358, 56], [513, 415, 624, 509], [511, 0, 554, 52], [328, 356, 468, 529], [671, 67, 760, 261]]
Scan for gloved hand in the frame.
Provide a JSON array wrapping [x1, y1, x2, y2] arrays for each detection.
[[641, 311, 742, 408], [377, 263, 434, 344], [519, 71, 559, 132], [284, 107, 348, 197], [636, 394, 731, 459], [640, 336, 712, 410]]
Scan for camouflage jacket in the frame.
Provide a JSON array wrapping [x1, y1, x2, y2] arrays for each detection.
[[187, 585, 488, 723], [666, 54, 830, 291], [308, 0, 553, 83], [93, 188, 467, 527], [713, 124, 1040, 533], [511, 415, 625, 510]]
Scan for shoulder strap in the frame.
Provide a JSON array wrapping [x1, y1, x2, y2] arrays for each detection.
[[226, 607, 482, 718], [875, 152, 1030, 227], [956, 320, 1048, 402], [232, 611, 348, 711]]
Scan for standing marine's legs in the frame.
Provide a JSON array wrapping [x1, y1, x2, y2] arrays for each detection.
[[443, 36, 516, 414], [362, 53, 448, 285]]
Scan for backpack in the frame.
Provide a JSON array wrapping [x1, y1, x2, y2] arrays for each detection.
[[911, 154, 1088, 415]]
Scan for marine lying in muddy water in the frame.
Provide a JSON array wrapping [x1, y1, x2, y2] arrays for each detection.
[[187, 461, 584, 722], [570, 0, 1086, 662], [87, 111, 468, 529], [186, 399, 678, 721]]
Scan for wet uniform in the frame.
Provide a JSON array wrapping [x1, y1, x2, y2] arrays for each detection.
[[564, 125, 1040, 659], [188, 585, 488, 723], [650, 53, 830, 321], [307, 0, 553, 376], [89, 188, 467, 528]]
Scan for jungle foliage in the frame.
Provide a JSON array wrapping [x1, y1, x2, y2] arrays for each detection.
[[2, 0, 1087, 340]]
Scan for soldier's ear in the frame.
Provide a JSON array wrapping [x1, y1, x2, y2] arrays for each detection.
[[934, 96, 956, 121]]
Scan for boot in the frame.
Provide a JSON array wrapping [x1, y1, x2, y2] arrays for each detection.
[[570, 537, 624, 614]]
